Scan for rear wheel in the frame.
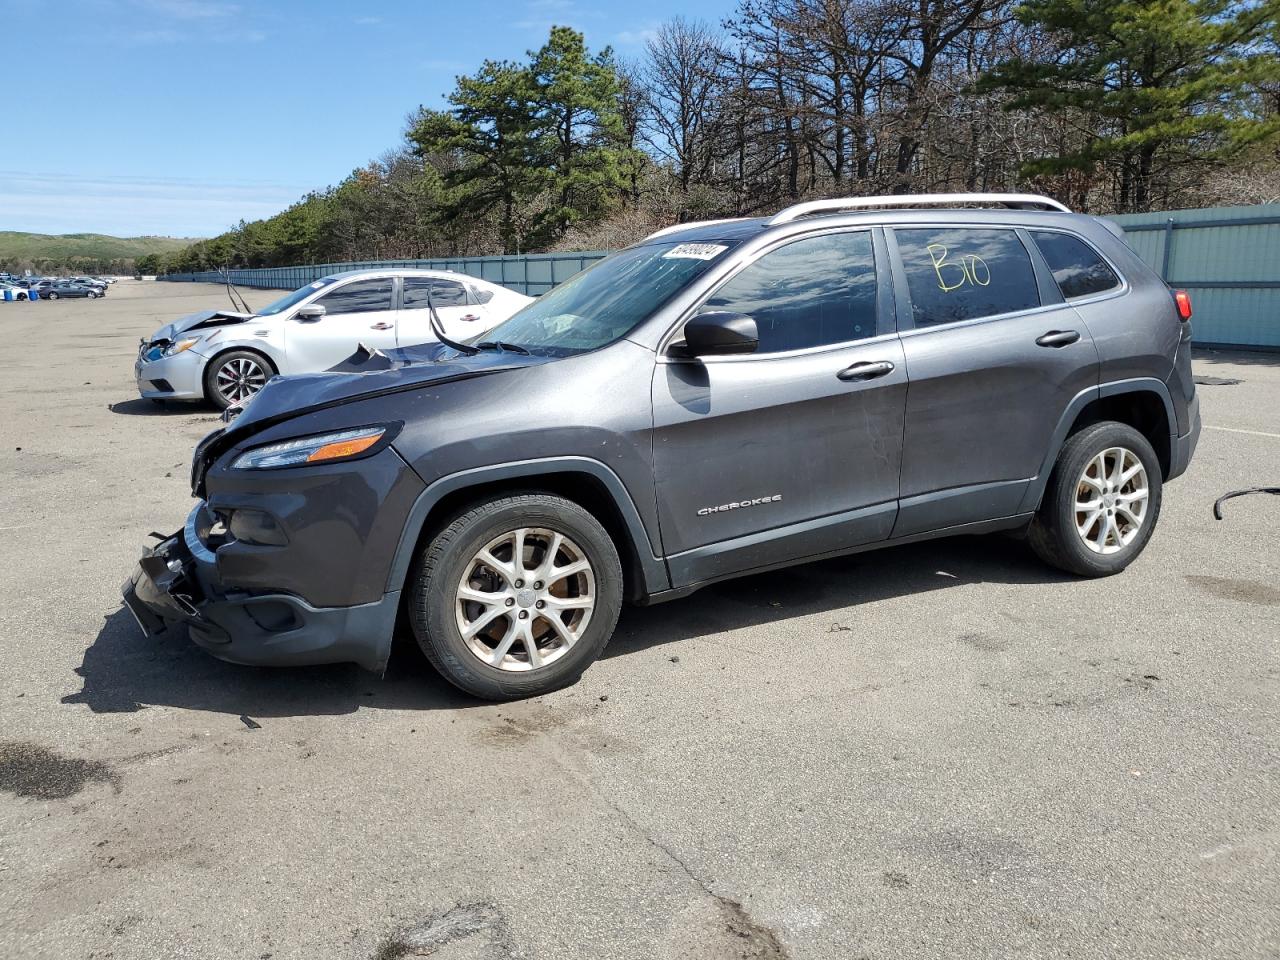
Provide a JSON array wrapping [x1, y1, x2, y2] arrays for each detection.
[[408, 493, 623, 700], [47, 292, 58, 300], [1028, 421, 1162, 577], [87, 290, 98, 299], [203, 350, 272, 410]]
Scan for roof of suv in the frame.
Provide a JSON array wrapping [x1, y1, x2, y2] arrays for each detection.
[[642, 193, 1120, 245]]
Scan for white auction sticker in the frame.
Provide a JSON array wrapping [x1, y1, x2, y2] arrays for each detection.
[[662, 243, 728, 260]]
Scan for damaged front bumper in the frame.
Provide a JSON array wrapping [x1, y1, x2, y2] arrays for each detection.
[[134, 347, 207, 400], [122, 504, 400, 672]]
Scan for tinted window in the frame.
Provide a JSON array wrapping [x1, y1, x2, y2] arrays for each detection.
[[897, 229, 1040, 327], [699, 232, 877, 352], [1031, 231, 1120, 300], [315, 278, 393, 315], [403, 277, 468, 309]]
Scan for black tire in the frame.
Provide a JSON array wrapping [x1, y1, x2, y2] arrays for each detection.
[[16, 293, 26, 301], [202, 349, 273, 410], [47, 292, 58, 300], [87, 290, 98, 299], [1028, 421, 1163, 577], [408, 493, 623, 700]]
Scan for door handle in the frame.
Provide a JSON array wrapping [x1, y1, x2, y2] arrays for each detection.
[[837, 360, 895, 382], [1035, 329, 1080, 348], [369, 322, 393, 331]]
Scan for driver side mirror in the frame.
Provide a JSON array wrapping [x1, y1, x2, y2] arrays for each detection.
[[679, 311, 759, 357], [295, 304, 326, 321]]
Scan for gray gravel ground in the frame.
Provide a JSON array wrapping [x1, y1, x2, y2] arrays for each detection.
[[1, 281, 1277, 960]]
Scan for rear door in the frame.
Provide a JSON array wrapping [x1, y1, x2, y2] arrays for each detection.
[[284, 277, 398, 372], [651, 229, 907, 586], [396, 277, 490, 347], [889, 225, 1100, 536]]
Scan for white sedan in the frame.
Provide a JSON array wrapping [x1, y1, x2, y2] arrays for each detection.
[[134, 269, 533, 409]]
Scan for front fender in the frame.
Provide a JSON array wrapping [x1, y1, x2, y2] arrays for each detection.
[[383, 456, 670, 599]]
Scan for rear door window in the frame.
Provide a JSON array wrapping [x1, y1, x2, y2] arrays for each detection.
[[895, 228, 1040, 327], [402, 277, 469, 309], [314, 278, 393, 315], [1030, 231, 1121, 300], [698, 231, 878, 353]]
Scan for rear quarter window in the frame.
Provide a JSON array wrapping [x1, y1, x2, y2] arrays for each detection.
[[1030, 230, 1121, 300], [895, 228, 1040, 327]]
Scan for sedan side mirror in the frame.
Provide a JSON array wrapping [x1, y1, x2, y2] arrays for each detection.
[[680, 311, 759, 357], [295, 304, 326, 321]]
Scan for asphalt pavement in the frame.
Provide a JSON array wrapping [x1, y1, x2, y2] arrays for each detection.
[[1, 281, 1277, 960]]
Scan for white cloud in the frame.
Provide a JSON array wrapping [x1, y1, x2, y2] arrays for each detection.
[[615, 22, 660, 48]]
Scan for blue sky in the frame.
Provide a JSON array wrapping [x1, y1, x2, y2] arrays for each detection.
[[0, 0, 732, 238]]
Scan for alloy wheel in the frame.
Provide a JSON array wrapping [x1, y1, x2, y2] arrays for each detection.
[[454, 527, 596, 671], [1074, 446, 1149, 555], [214, 357, 267, 404]]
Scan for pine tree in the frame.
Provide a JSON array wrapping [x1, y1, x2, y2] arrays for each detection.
[[981, 0, 1280, 211]]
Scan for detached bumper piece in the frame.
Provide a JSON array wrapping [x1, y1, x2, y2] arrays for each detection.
[[122, 507, 400, 672]]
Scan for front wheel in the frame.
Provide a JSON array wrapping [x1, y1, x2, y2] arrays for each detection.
[[203, 350, 272, 410], [1028, 421, 1163, 577], [408, 493, 623, 700], [87, 290, 98, 298]]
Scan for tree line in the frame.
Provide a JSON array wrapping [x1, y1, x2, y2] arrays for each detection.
[[147, 0, 1280, 275]]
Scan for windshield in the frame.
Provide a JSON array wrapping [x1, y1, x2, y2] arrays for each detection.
[[476, 241, 736, 356], [257, 277, 338, 316]]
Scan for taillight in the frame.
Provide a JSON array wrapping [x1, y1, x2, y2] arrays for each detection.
[[1174, 289, 1193, 321]]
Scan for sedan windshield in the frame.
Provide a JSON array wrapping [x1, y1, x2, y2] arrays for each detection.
[[476, 241, 736, 356], [257, 277, 338, 316]]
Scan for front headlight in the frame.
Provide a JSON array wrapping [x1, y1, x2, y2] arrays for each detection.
[[162, 336, 203, 357], [231, 425, 390, 470]]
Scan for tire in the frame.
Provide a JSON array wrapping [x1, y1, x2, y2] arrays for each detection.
[[1028, 421, 1163, 577], [47, 292, 58, 300], [202, 349, 273, 410], [408, 493, 623, 700], [16, 293, 25, 301], [87, 291, 98, 299]]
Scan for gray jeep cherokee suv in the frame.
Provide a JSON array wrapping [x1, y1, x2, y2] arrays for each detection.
[[125, 193, 1200, 700]]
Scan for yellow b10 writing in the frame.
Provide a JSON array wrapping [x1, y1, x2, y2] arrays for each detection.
[[927, 243, 991, 293]]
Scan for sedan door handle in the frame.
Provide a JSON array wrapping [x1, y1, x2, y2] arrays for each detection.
[[837, 360, 895, 382], [369, 322, 393, 331], [1036, 329, 1081, 348]]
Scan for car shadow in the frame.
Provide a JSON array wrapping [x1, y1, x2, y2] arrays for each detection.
[[1193, 347, 1279, 368], [109, 398, 218, 417], [63, 535, 1072, 719]]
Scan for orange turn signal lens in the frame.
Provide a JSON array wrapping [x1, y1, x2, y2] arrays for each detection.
[[305, 431, 383, 463]]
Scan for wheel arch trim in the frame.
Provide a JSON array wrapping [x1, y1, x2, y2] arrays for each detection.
[[384, 456, 669, 598], [1020, 378, 1176, 514]]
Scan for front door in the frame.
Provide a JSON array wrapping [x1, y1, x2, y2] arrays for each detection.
[[396, 276, 491, 347], [285, 276, 398, 373], [889, 225, 1101, 536], [651, 230, 907, 588]]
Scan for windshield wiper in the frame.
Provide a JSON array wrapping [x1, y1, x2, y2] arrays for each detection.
[[474, 340, 531, 355], [426, 285, 478, 356]]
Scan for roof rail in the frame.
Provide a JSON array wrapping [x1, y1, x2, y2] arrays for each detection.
[[645, 217, 746, 241], [768, 193, 1070, 225]]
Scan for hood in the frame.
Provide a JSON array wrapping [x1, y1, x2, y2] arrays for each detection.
[[149, 309, 257, 344], [221, 343, 551, 440]]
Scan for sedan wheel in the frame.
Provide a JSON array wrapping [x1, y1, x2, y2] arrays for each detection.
[[47, 292, 58, 300], [213, 355, 268, 406]]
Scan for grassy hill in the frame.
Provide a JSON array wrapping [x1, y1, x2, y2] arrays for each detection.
[[0, 232, 198, 266]]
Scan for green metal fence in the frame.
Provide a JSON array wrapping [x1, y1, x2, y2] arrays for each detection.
[[159, 202, 1280, 349], [158, 252, 608, 298], [1108, 204, 1280, 350]]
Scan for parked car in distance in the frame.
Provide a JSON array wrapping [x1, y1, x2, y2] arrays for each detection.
[[126, 193, 1200, 701], [0, 282, 31, 301], [35, 280, 102, 299], [134, 268, 533, 409], [69, 276, 109, 292]]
